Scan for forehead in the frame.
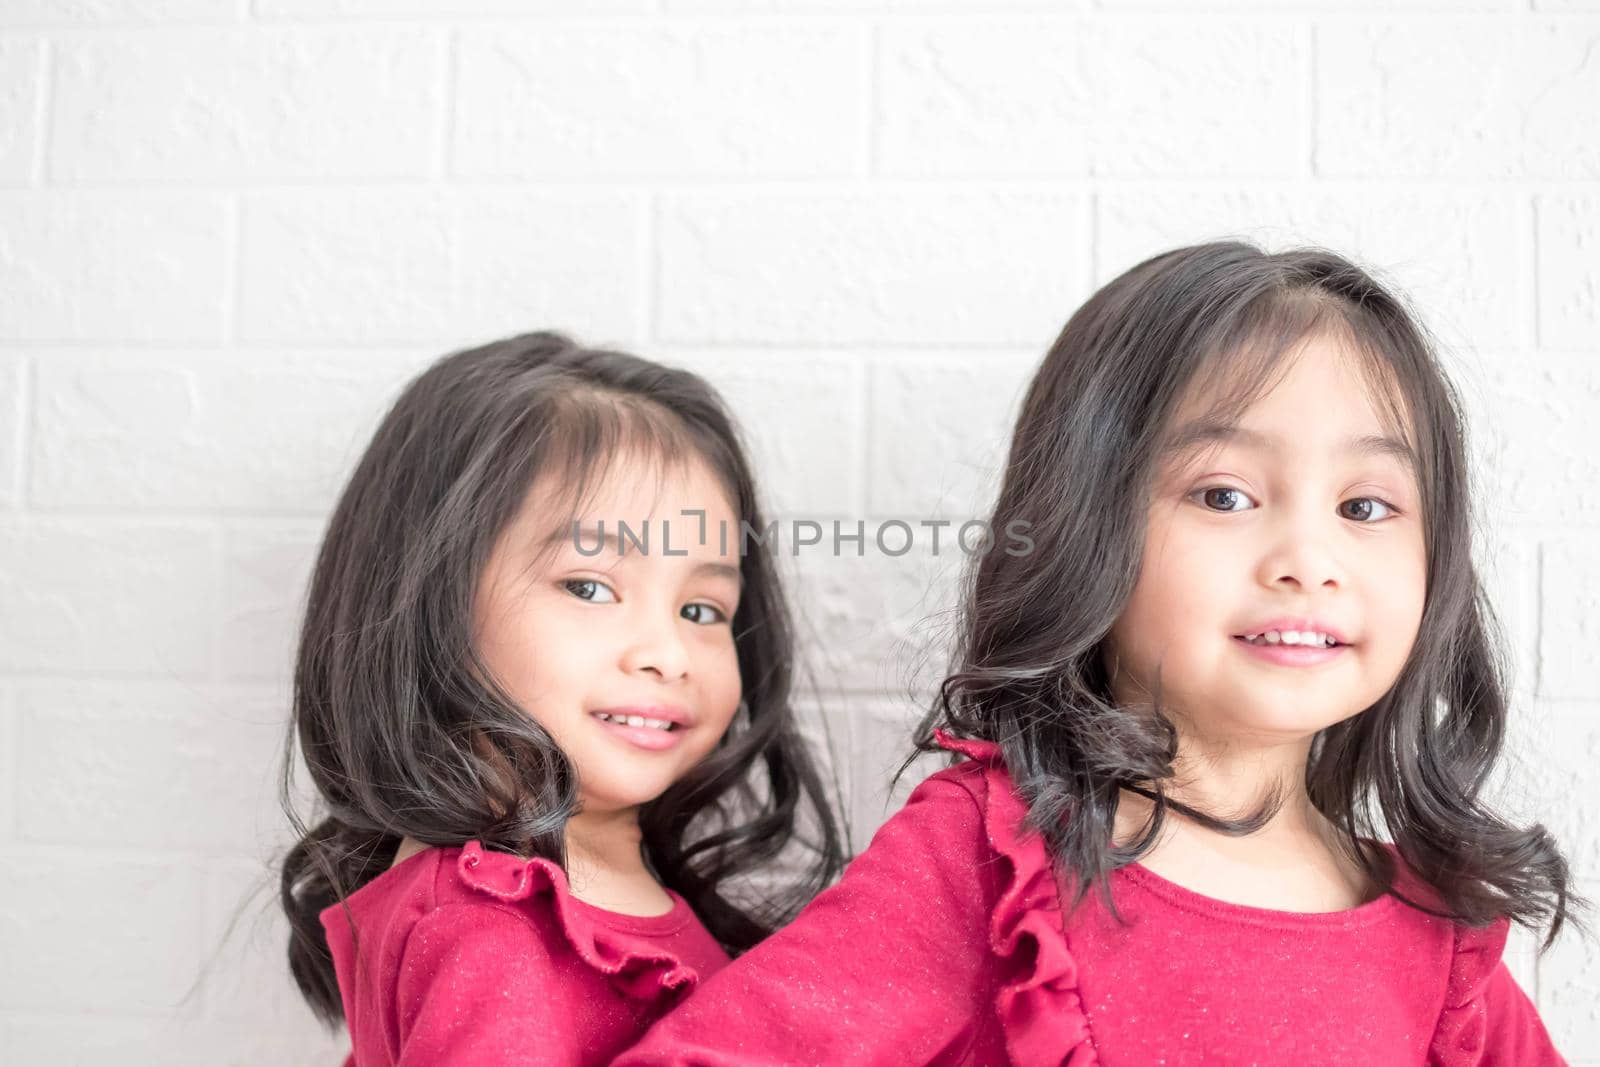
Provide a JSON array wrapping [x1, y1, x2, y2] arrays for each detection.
[[523, 447, 737, 522], [1162, 333, 1419, 476]]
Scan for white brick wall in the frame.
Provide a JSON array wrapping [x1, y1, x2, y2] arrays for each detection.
[[0, 2, 1595, 1062]]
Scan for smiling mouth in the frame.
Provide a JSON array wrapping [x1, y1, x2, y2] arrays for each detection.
[[1233, 632, 1349, 649], [590, 711, 681, 732]]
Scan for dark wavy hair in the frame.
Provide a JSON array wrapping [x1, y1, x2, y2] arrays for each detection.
[[917, 240, 1585, 949], [280, 331, 846, 1024]]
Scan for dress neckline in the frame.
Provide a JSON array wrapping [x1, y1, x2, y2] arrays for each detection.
[[1115, 840, 1403, 928]]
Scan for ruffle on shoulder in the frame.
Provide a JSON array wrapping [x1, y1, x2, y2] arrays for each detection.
[[454, 840, 702, 1004], [1427, 913, 1512, 1065], [933, 730, 1099, 1066]]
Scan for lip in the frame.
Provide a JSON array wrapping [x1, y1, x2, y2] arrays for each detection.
[[592, 704, 693, 728], [1232, 635, 1349, 668], [1232, 616, 1353, 646], [588, 704, 693, 753]]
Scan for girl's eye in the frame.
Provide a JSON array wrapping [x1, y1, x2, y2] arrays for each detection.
[[1194, 486, 1255, 512], [681, 603, 729, 626], [562, 578, 617, 603], [1339, 497, 1399, 523]]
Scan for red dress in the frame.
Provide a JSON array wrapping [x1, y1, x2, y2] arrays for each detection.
[[613, 732, 1568, 1066], [321, 840, 730, 1066]]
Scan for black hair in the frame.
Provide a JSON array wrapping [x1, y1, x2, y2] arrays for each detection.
[[918, 241, 1585, 948], [280, 331, 846, 1024]]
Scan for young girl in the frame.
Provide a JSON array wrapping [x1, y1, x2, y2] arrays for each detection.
[[613, 242, 1582, 1064], [278, 332, 845, 1065]]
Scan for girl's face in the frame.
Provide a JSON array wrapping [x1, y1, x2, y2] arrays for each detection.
[[473, 451, 745, 818], [1107, 332, 1427, 746]]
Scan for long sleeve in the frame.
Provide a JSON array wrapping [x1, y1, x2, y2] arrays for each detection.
[[391, 904, 573, 1067], [1430, 915, 1571, 1067], [611, 767, 1005, 1066], [1472, 962, 1568, 1067]]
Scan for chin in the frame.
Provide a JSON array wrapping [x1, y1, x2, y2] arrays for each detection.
[[590, 781, 677, 812]]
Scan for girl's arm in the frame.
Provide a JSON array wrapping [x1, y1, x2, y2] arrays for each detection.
[[1473, 961, 1569, 1066], [391, 904, 576, 1067], [611, 766, 1004, 1066]]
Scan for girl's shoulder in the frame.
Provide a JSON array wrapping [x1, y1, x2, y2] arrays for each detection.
[[320, 840, 722, 1004], [911, 730, 1099, 1063]]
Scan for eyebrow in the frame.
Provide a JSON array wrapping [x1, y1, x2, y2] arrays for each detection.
[[1161, 419, 1419, 475], [546, 526, 744, 584]]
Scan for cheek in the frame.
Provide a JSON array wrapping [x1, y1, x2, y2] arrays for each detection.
[[1371, 542, 1428, 644], [704, 639, 745, 703], [476, 600, 593, 715], [1126, 523, 1233, 639], [694, 637, 744, 721]]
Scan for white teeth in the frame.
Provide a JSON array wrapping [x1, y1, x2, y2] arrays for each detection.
[[593, 712, 675, 731], [1243, 629, 1337, 648]]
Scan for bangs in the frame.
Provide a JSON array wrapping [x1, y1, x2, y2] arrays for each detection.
[[516, 387, 742, 568], [1156, 286, 1422, 478]]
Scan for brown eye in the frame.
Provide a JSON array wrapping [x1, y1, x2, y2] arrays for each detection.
[[562, 579, 617, 603], [1340, 497, 1398, 523], [1195, 487, 1253, 512], [681, 603, 728, 625]]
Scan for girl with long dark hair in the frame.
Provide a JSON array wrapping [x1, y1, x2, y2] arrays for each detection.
[[614, 242, 1582, 1064], [278, 332, 844, 1065]]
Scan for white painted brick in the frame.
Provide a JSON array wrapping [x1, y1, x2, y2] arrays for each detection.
[[238, 190, 640, 344], [1318, 20, 1600, 179], [0, 852, 204, 1012], [1519, 705, 1600, 881], [31, 350, 427, 514], [15, 682, 288, 853], [0, 687, 13, 839], [662, 350, 864, 516], [1101, 0, 1511, 7], [881, 19, 1304, 177], [1478, 359, 1600, 529], [262, 0, 647, 13], [879, 20, 1090, 177], [219, 523, 319, 682], [201, 861, 330, 1026], [789, 540, 962, 693], [1537, 195, 1600, 351], [0, 38, 42, 185], [0, 519, 216, 677], [660, 191, 1085, 345], [0, 354, 22, 511], [454, 24, 864, 178], [669, 0, 1076, 9], [1473, 534, 1538, 706], [1540, 539, 1600, 702], [867, 352, 1032, 517], [1096, 187, 1521, 352], [0, 193, 228, 342], [51, 28, 442, 183], [0, 0, 241, 25], [1540, 874, 1600, 1052], [3, 1018, 347, 1065], [843, 698, 947, 852]]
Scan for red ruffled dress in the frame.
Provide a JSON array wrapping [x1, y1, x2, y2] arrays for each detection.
[[613, 732, 1568, 1066], [321, 840, 730, 1066]]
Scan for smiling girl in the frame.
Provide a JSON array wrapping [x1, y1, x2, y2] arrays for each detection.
[[614, 242, 1582, 1064], [278, 332, 844, 1065]]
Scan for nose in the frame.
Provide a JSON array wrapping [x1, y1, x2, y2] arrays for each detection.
[[1256, 508, 1346, 593], [619, 608, 691, 682]]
